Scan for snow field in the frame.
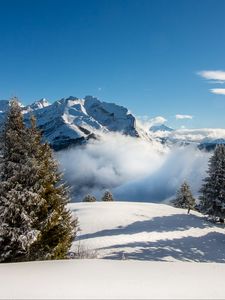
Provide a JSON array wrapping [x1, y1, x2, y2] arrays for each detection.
[[1, 201, 225, 299], [0, 259, 225, 299], [70, 202, 225, 262]]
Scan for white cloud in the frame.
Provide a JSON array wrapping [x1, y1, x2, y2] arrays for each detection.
[[113, 145, 209, 202], [153, 128, 225, 143], [208, 80, 225, 84], [210, 88, 225, 95], [198, 70, 225, 82], [175, 114, 193, 120], [151, 116, 167, 124], [57, 132, 210, 202], [58, 133, 165, 200], [136, 115, 167, 131]]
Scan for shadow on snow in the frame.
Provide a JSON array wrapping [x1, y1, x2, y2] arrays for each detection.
[[101, 232, 225, 263], [78, 213, 212, 241], [76, 212, 225, 262]]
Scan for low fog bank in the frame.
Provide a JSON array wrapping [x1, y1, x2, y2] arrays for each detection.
[[113, 146, 209, 202], [57, 133, 210, 202]]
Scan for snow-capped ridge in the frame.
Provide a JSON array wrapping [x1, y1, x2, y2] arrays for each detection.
[[22, 98, 50, 113], [150, 124, 174, 133], [151, 127, 225, 149], [199, 138, 225, 151], [20, 95, 140, 150], [0, 96, 225, 151]]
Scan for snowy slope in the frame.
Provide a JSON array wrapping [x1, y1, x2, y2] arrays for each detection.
[[1, 259, 225, 299], [0, 202, 225, 299], [70, 202, 225, 262]]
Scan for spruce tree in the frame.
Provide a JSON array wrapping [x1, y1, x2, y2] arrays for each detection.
[[0, 99, 77, 262], [102, 191, 114, 201], [172, 182, 196, 214], [83, 194, 96, 202], [199, 144, 225, 222]]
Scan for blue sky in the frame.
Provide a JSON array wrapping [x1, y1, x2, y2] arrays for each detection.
[[0, 0, 225, 128]]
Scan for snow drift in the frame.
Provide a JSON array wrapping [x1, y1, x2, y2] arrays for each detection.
[[0, 259, 225, 299]]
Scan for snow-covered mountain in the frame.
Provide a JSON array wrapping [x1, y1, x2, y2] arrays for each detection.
[[150, 127, 225, 150], [0, 96, 141, 150], [149, 124, 174, 133], [0, 96, 225, 151], [23, 98, 50, 112]]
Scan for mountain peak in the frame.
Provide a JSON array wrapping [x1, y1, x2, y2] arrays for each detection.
[[65, 96, 79, 101], [25, 98, 50, 111], [150, 124, 174, 133], [57, 96, 83, 107], [21, 95, 140, 150]]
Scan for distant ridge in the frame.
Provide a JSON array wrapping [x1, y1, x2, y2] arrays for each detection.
[[150, 124, 174, 133]]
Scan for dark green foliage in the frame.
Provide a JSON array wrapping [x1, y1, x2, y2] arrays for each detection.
[[172, 182, 196, 214], [199, 145, 225, 221], [83, 194, 96, 202], [0, 99, 78, 262], [102, 191, 114, 201]]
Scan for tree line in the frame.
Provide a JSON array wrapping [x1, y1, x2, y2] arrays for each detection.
[[172, 144, 225, 223], [83, 191, 114, 202]]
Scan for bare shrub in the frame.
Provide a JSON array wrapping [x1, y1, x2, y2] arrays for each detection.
[[68, 242, 98, 259]]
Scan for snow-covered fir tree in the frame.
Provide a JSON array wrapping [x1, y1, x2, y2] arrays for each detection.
[[199, 144, 225, 222], [0, 99, 78, 262], [83, 194, 96, 202], [102, 191, 114, 201], [172, 182, 196, 214]]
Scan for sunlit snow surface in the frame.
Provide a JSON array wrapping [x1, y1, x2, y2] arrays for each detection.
[[1, 202, 225, 299], [70, 202, 225, 262], [1, 259, 225, 299]]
